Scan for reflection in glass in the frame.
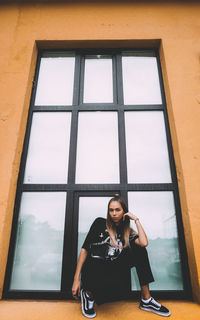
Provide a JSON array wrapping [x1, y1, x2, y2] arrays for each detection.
[[76, 112, 120, 183], [122, 56, 162, 105], [83, 56, 113, 103], [78, 197, 110, 257], [10, 192, 66, 290], [125, 111, 172, 183], [128, 191, 183, 290], [24, 112, 71, 184], [35, 56, 75, 105]]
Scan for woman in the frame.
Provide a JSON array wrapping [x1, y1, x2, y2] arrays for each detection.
[[72, 194, 170, 318]]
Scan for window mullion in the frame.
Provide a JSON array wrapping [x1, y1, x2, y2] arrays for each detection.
[[61, 190, 75, 294], [112, 54, 118, 105], [79, 55, 85, 105], [67, 110, 79, 184], [116, 53, 124, 105], [118, 110, 128, 185], [72, 53, 81, 106]]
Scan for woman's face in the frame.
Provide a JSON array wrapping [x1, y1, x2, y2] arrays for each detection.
[[109, 201, 124, 225]]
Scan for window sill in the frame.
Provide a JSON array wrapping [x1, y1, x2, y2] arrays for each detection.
[[0, 299, 200, 320]]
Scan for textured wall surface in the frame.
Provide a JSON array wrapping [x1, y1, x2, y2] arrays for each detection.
[[0, 1, 200, 312]]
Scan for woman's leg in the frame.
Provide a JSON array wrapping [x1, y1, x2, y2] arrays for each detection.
[[80, 258, 97, 318], [130, 243, 170, 317], [129, 243, 154, 286], [141, 284, 151, 300]]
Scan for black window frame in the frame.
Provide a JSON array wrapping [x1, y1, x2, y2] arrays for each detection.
[[3, 48, 192, 301]]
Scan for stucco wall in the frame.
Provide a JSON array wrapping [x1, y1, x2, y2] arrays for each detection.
[[0, 0, 200, 306]]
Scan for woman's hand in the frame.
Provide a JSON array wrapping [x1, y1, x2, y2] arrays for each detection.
[[72, 248, 88, 299], [124, 211, 148, 247], [72, 278, 81, 300], [123, 211, 139, 222]]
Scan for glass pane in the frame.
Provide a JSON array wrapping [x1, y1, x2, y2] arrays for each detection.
[[78, 197, 110, 257], [24, 112, 71, 184], [83, 56, 113, 103], [76, 112, 120, 183], [125, 111, 172, 183], [10, 192, 66, 290], [122, 56, 162, 105], [128, 192, 183, 290], [35, 56, 75, 105]]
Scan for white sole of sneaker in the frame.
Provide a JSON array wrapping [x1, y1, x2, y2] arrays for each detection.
[[140, 306, 171, 317], [80, 289, 96, 319]]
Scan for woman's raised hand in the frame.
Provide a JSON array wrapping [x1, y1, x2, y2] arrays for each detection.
[[123, 211, 139, 222], [124, 212, 148, 247]]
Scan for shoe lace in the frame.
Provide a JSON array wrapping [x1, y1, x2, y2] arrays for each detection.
[[150, 298, 161, 307]]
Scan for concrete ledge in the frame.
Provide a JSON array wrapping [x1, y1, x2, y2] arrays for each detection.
[[0, 300, 200, 320]]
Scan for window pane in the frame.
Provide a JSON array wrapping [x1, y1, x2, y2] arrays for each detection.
[[83, 56, 113, 103], [24, 112, 71, 184], [125, 111, 172, 183], [35, 56, 75, 105], [76, 112, 119, 183], [122, 56, 162, 105], [128, 192, 183, 290], [10, 192, 66, 290], [78, 197, 110, 256]]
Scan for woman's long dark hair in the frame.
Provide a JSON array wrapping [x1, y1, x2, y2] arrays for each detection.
[[106, 194, 135, 248]]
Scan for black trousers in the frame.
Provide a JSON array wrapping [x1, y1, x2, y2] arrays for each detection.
[[129, 242, 154, 286], [81, 244, 154, 304]]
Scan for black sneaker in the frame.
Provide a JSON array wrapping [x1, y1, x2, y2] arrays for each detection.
[[80, 289, 96, 318], [140, 297, 171, 317]]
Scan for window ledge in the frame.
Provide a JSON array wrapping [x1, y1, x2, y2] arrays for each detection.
[[0, 300, 200, 320]]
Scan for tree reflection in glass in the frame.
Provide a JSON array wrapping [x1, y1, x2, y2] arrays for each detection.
[[10, 192, 66, 290], [128, 191, 183, 290]]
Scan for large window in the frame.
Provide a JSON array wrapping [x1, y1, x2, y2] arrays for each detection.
[[3, 49, 191, 300]]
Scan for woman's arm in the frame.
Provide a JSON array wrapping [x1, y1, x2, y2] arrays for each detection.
[[123, 212, 148, 247], [72, 248, 88, 299]]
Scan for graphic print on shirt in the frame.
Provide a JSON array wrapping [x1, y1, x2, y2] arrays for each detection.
[[90, 228, 123, 261]]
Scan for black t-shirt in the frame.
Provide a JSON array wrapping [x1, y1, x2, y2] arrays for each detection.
[[82, 217, 138, 261]]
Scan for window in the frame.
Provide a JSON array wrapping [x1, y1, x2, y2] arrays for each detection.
[[3, 49, 191, 299]]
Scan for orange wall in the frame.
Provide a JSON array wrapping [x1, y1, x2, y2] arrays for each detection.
[[0, 0, 200, 304]]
